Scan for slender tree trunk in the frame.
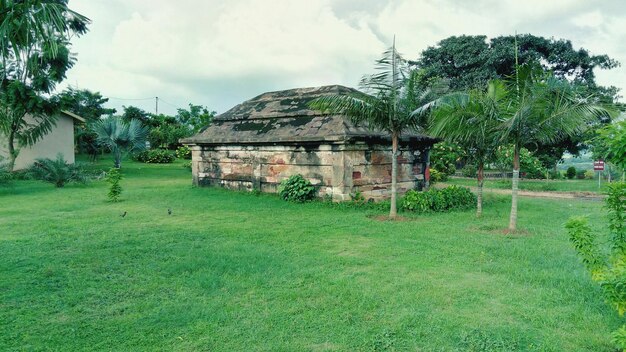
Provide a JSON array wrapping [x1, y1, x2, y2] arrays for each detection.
[[7, 130, 18, 171], [477, 162, 484, 218], [509, 145, 520, 231], [389, 131, 398, 219], [114, 149, 122, 169]]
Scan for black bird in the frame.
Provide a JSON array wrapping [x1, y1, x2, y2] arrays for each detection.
[[121, 211, 127, 218], [167, 208, 172, 215]]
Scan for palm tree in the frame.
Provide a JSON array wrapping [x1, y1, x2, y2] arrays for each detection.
[[311, 39, 443, 218], [429, 81, 505, 217], [92, 116, 148, 169], [502, 63, 614, 230], [0, 0, 90, 170]]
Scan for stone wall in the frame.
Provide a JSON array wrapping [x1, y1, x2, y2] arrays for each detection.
[[190, 142, 429, 201]]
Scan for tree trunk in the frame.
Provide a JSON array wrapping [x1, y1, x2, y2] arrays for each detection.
[[114, 149, 122, 169], [6, 130, 18, 171], [509, 145, 520, 231], [477, 162, 484, 218], [389, 131, 398, 219]]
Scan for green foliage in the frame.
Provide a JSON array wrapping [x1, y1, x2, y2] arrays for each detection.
[[176, 103, 215, 132], [430, 142, 465, 177], [28, 154, 88, 188], [121, 106, 151, 124], [591, 120, 626, 172], [278, 174, 316, 202], [92, 116, 148, 168], [176, 146, 192, 160], [401, 186, 476, 213], [182, 161, 192, 170], [429, 168, 446, 183], [0, 0, 90, 169], [146, 114, 193, 150], [461, 165, 477, 178], [105, 167, 122, 202], [495, 145, 546, 179], [57, 87, 116, 121], [566, 182, 626, 350], [0, 157, 13, 185], [566, 166, 577, 179], [133, 149, 176, 164], [576, 169, 587, 180]]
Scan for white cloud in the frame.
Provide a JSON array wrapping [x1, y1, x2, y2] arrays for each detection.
[[62, 0, 626, 115]]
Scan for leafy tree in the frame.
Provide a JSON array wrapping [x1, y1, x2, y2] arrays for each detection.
[[176, 103, 215, 132], [121, 105, 151, 124], [429, 141, 466, 180], [430, 82, 504, 217], [311, 40, 443, 218], [414, 34, 621, 169], [92, 116, 148, 168], [0, 0, 90, 170], [591, 120, 626, 176], [146, 114, 193, 150], [58, 87, 116, 158]]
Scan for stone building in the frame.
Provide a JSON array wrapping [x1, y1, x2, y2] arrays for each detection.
[[181, 85, 436, 201]]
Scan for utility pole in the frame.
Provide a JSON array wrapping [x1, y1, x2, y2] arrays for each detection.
[[155, 96, 159, 115]]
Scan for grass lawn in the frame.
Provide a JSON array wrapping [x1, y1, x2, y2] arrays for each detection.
[[0, 158, 620, 351], [446, 177, 604, 194]]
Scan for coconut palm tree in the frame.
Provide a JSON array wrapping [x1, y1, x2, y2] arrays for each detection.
[[310, 40, 443, 218], [502, 63, 614, 230], [429, 81, 505, 217], [92, 116, 148, 169]]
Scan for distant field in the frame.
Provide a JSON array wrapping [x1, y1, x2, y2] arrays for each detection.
[[0, 157, 619, 351], [447, 177, 605, 193]]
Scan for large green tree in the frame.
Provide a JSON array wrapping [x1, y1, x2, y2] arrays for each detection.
[[311, 40, 443, 218], [429, 81, 504, 217], [176, 103, 215, 132], [0, 0, 89, 170], [58, 87, 116, 121], [414, 34, 621, 169]]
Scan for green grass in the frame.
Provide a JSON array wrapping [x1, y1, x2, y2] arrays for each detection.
[[0, 157, 620, 351], [446, 177, 604, 193]]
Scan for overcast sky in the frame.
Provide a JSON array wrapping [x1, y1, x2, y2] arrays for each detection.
[[62, 0, 626, 116]]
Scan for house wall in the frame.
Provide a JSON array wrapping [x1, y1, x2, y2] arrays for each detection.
[[189, 143, 429, 201], [0, 114, 76, 170]]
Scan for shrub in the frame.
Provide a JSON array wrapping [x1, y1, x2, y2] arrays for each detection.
[[176, 146, 192, 159], [576, 169, 587, 180], [28, 154, 88, 188], [495, 145, 546, 179], [566, 166, 577, 179], [547, 169, 562, 180], [106, 167, 123, 202], [565, 182, 626, 350], [182, 161, 192, 170], [0, 158, 12, 185], [461, 164, 477, 178], [278, 174, 316, 202], [430, 141, 465, 177], [401, 186, 476, 213], [585, 170, 595, 180], [429, 168, 447, 183], [133, 149, 175, 163]]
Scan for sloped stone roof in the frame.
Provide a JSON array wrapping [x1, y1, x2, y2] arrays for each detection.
[[181, 85, 435, 145]]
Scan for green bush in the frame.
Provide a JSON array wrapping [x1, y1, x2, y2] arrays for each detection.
[[461, 164, 477, 178], [0, 158, 12, 185], [565, 182, 626, 350], [430, 142, 465, 177], [28, 154, 88, 188], [133, 149, 175, 163], [566, 166, 577, 179], [585, 170, 595, 180], [401, 185, 476, 213], [176, 146, 192, 159], [430, 168, 447, 183], [106, 167, 123, 202], [547, 169, 562, 180], [278, 174, 316, 202], [495, 145, 546, 179], [182, 161, 192, 170], [576, 169, 587, 180]]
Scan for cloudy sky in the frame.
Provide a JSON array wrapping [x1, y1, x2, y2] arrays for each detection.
[[62, 0, 626, 116]]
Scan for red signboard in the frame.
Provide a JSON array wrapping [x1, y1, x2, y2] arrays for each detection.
[[594, 160, 605, 171]]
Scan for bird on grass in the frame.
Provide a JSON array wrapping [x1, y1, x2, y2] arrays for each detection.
[[168, 208, 172, 215], [120, 211, 127, 218]]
